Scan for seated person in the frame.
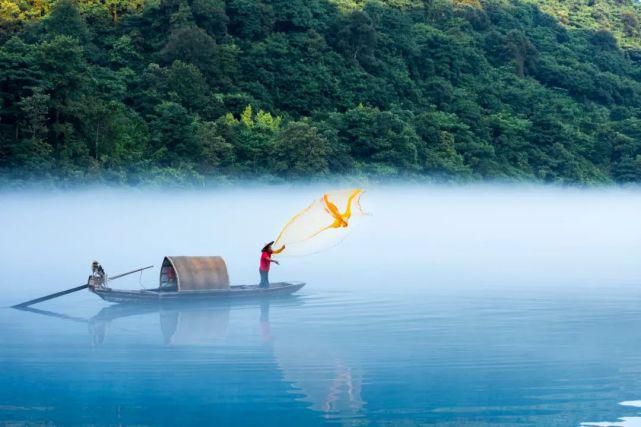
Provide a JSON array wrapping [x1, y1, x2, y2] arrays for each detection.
[[159, 265, 177, 291], [89, 261, 106, 288]]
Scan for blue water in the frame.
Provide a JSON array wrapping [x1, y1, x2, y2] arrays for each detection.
[[3, 186, 641, 426], [3, 285, 641, 426]]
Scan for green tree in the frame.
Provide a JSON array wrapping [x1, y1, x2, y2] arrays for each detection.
[[226, 0, 274, 40], [149, 101, 198, 165], [18, 87, 49, 141], [274, 120, 329, 177], [44, 0, 90, 42], [195, 119, 234, 174], [166, 60, 212, 114]]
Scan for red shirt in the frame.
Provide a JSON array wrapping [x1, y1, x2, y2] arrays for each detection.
[[259, 251, 271, 271]]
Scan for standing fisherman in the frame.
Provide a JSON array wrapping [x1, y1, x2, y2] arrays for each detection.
[[259, 241, 284, 288]]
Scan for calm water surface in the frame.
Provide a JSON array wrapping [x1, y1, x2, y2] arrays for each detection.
[[3, 286, 641, 426], [2, 186, 641, 426]]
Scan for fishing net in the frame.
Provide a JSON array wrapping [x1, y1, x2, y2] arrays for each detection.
[[273, 189, 366, 256]]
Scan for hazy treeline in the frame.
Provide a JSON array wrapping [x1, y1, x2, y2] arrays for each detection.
[[3, 0, 641, 184]]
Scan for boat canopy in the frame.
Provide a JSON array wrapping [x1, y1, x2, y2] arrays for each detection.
[[161, 256, 230, 291]]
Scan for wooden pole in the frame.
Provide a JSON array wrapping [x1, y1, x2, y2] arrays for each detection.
[[108, 265, 153, 280], [12, 265, 154, 308], [12, 284, 89, 308]]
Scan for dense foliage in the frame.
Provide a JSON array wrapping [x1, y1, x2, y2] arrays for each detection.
[[3, 0, 641, 184]]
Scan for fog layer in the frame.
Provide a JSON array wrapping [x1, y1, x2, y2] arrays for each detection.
[[2, 184, 641, 303]]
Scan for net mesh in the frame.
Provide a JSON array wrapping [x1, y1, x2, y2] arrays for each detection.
[[273, 189, 366, 256]]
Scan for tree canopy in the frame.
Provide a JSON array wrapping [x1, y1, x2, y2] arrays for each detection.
[[3, 0, 641, 184]]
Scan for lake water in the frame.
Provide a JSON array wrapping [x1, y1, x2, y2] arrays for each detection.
[[2, 184, 641, 426]]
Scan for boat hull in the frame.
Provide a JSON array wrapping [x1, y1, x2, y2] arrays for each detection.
[[92, 282, 305, 304]]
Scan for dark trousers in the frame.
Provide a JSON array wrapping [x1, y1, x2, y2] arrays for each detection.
[[259, 269, 269, 288]]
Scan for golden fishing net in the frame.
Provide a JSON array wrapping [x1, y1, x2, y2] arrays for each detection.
[[273, 189, 366, 256]]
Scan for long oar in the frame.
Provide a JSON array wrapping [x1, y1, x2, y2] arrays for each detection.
[[12, 265, 154, 308], [12, 284, 90, 308]]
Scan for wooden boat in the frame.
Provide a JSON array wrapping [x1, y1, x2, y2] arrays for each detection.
[[92, 282, 306, 304], [89, 256, 305, 304]]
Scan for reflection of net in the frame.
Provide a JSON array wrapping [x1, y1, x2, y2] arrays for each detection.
[[274, 189, 365, 256]]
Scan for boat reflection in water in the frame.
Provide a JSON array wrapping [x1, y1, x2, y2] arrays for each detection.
[[83, 298, 364, 420], [160, 307, 230, 346], [88, 303, 231, 346]]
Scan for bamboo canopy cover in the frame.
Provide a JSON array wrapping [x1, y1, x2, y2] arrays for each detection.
[[163, 256, 230, 291]]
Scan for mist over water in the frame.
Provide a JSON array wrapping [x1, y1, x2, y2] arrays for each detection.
[[3, 184, 641, 425], [2, 184, 641, 300]]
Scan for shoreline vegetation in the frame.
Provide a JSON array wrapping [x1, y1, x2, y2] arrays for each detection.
[[2, 175, 639, 191], [3, 0, 641, 185]]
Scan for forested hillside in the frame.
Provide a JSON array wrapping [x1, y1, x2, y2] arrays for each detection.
[[3, 0, 641, 184]]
